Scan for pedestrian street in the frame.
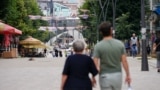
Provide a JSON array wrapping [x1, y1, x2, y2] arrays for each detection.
[[0, 57, 160, 90]]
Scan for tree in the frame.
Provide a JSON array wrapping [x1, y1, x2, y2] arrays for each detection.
[[0, 0, 50, 42], [117, 0, 141, 35], [79, 0, 142, 41], [115, 12, 134, 40]]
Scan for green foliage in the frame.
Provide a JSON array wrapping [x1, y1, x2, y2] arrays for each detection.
[[115, 12, 134, 40], [116, 0, 141, 34], [0, 0, 9, 18], [24, 0, 42, 15], [0, 0, 50, 42], [80, 0, 143, 41]]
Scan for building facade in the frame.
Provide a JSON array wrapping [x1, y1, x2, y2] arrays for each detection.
[[37, 0, 84, 17], [36, 0, 85, 45]]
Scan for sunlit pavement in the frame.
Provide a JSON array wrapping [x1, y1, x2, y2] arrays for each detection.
[[0, 56, 160, 90]]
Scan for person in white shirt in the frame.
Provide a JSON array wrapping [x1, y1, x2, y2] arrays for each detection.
[[130, 33, 138, 57]]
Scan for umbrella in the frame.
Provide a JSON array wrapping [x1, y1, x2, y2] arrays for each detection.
[[0, 22, 22, 35], [19, 36, 44, 61], [19, 36, 42, 45], [23, 42, 50, 49]]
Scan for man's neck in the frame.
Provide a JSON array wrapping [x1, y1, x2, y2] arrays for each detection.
[[103, 36, 113, 40]]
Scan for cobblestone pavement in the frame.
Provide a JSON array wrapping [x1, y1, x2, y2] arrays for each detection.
[[0, 57, 160, 90]]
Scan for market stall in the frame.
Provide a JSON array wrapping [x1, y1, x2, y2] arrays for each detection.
[[19, 36, 42, 57], [19, 36, 50, 59], [0, 22, 22, 58]]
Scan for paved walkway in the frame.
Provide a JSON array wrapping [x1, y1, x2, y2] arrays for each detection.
[[0, 57, 159, 90]]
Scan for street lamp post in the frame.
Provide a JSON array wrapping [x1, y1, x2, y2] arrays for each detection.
[[79, 9, 89, 40], [63, 22, 67, 45], [49, 0, 54, 46], [76, 25, 83, 39], [112, 0, 117, 37], [141, 0, 149, 71]]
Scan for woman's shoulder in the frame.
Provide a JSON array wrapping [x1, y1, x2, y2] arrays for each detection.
[[77, 54, 92, 60], [68, 54, 92, 63]]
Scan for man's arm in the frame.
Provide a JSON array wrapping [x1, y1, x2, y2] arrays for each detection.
[[93, 57, 100, 72], [121, 54, 131, 84]]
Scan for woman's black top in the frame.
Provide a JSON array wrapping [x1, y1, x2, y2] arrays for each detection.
[[155, 38, 160, 51], [62, 54, 98, 90]]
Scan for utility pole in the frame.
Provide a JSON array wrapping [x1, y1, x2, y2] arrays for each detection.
[[112, 0, 117, 37], [50, 0, 54, 45], [141, 0, 149, 71], [149, 0, 154, 51]]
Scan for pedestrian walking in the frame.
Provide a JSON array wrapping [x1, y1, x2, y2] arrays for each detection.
[[61, 40, 98, 90], [59, 50, 63, 57], [130, 33, 138, 57], [54, 48, 58, 57], [124, 39, 130, 56], [93, 21, 131, 90], [146, 44, 151, 55], [43, 48, 47, 57], [52, 50, 55, 57], [153, 35, 160, 72], [64, 50, 67, 57]]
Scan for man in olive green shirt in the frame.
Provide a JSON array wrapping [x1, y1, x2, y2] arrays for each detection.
[[93, 21, 131, 90]]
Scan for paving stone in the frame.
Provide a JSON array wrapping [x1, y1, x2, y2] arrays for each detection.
[[0, 57, 159, 90]]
